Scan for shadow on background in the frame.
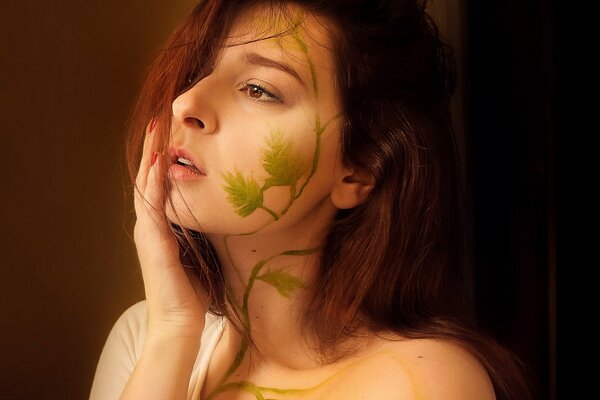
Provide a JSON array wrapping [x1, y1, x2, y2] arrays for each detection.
[[0, 1, 196, 398], [0, 0, 555, 399]]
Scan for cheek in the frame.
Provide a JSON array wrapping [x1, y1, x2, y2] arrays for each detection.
[[219, 113, 318, 179], [165, 188, 274, 234], [165, 126, 342, 235], [213, 119, 322, 218], [217, 135, 266, 177]]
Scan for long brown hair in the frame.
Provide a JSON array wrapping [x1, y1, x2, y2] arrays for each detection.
[[125, 0, 532, 398]]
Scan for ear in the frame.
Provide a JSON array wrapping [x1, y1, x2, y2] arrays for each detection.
[[330, 168, 375, 209]]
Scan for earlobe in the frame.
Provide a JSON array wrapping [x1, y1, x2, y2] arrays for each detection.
[[330, 170, 375, 209]]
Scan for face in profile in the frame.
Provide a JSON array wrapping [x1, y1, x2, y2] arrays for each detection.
[[165, 6, 346, 238]]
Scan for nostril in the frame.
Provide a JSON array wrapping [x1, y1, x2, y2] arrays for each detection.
[[184, 117, 205, 129]]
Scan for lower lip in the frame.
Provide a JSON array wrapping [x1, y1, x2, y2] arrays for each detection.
[[168, 164, 206, 180]]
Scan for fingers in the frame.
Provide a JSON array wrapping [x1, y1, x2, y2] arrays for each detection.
[[133, 119, 172, 241], [134, 119, 168, 233], [145, 152, 166, 221], [136, 119, 159, 195]]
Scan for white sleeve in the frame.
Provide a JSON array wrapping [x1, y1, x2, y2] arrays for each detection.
[[89, 300, 225, 400], [89, 300, 148, 400]]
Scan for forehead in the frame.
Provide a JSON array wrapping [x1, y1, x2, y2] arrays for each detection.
[[221, 5, 335, 72]]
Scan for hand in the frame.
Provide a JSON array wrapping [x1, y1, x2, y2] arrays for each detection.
[[133, 121, 207, 337]]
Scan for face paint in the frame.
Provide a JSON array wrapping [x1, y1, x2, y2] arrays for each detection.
[[170, 6, 353, 398], [205, 11, 340, 398], [222, 130, 310, 221]]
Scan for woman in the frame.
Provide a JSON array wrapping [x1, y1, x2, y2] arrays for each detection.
[[91, 0, 531, 399]]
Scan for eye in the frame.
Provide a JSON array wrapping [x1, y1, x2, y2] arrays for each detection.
[[239, 82, 282, 104]]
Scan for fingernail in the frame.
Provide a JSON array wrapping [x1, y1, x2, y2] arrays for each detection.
[[151, 152, 158, 166], [148, 118, 157, 133]]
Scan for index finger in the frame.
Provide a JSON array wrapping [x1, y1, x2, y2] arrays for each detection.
[[136, 119, 159, 194]]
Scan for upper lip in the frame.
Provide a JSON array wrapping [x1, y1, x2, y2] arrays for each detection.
[[169, 147, 207, 175]]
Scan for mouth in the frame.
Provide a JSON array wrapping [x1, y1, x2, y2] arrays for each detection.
[[175, 156, 203, 173], [168, 148, 206, 179]]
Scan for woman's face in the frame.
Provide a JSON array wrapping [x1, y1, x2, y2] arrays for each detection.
[[165, 6, 344, 237]]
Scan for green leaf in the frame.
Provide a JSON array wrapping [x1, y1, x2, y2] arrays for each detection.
[[257, 268, 306, 298], [222, 170, 263, 217], [262, 131, 308, 187]]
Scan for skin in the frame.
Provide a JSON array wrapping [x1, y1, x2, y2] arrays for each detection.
[[133, 4, 496, 399]]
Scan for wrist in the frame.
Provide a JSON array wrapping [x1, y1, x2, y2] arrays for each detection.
[[145, 298, 208, 337], [142, 328, 203, 366], [146, 320, 205, 342], [121, 328, 202, 400]]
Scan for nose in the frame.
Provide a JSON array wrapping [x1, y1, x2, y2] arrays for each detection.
[[171, 78, 218, 134]]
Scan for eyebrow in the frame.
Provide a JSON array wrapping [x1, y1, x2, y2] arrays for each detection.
[[242, 52, 307, 88]]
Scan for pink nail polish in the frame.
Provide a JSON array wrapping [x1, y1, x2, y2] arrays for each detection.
[[151, 152, 158, 166], [148, 118, 157, 133]]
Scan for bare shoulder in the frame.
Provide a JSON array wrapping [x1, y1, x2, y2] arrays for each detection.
[[330, 337, 496, 400], [382, 337, 496, 399]]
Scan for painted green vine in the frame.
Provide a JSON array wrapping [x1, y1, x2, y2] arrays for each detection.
[[206, 16, 340, 400]]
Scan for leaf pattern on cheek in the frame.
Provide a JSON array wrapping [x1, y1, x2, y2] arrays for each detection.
[[222, 170, 264, 217], [262, 131, 308, 188], [208, 12, 345, 400]]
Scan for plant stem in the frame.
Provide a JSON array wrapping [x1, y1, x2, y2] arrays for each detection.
[[258, 205, 279, 221]]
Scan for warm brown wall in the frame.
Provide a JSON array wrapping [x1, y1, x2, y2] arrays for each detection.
[[0, 1, 195, 398]]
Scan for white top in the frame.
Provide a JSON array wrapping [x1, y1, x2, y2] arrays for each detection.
[[89, 300, 225, 400]]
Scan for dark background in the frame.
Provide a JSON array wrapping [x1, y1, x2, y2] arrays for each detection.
[[0, 0, 556, 399], [466, 1, 556, 399]]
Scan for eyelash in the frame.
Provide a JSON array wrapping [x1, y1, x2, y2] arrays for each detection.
[[239, 82, 283, 104]]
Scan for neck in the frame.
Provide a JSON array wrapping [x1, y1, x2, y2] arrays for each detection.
[[207, 204, 334, 370]]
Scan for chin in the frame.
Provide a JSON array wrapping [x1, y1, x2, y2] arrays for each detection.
[[164, 201, 198, 230]]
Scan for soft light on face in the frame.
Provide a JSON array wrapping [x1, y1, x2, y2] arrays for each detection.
[[165, 5, 344, 237]]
